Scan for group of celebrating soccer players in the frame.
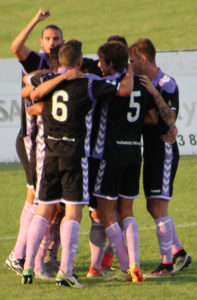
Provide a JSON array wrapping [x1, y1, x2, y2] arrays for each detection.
[[5, 7, 192, 288]]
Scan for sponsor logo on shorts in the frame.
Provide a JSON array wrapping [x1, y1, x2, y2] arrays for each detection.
[[150, 189, 161, 193]]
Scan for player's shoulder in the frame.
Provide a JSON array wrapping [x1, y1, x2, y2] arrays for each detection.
[[157, 70, 178, 94]]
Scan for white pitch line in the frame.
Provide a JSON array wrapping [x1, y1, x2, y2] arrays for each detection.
[[1, 223, 197, 240]]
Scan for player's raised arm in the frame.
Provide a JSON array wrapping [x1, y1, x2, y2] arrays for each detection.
[[11, 8, 50, 61]]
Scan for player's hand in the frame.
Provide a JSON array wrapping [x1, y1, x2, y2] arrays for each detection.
[[139, 75, 157, 96], [160, 126, 178, 144], [34, 8, 50, 22]]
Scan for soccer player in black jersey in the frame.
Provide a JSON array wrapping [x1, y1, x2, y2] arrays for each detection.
[[20, 40, 133, 287], [83, 42, 157, 282], [5, 8, 64, 276], [129, 38, 192, 277]]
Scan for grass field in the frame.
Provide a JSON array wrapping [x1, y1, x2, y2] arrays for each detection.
[[1, 0, 197, 58], [0, 1, 197, 299], [0, 157, 197, 300]]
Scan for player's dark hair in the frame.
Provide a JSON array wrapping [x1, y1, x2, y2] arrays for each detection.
[[59, 40, 82, 67], [107, 35, 128, 48], [42, 24, 63, 39], [49, 45, 61, 72], [129, 38, 156, 63], [98, 42, 128, 73]]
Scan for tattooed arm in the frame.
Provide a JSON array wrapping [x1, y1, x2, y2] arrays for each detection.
[[140, 75, 176, 128]]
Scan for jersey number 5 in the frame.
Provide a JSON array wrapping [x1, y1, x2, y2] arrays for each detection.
[[127, 91, 141, 122], [52, 90, 69, 122]]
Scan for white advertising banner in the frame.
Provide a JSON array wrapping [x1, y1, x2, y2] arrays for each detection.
[[156, 50, 197, 155], [0, 59, 22, 162], [0, 51, 197, 162]]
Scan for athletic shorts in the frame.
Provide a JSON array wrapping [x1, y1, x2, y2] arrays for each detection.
[[143, 158, 179, 200], [16, 133, 36, 189], [38, 155, 90, 205], [88, 157, 101, 210], [92, 158, 141, 203]]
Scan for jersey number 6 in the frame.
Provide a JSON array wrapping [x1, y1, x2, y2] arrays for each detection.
[[52, 90, 69, 122]]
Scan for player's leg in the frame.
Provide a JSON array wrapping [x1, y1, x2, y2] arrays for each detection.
[[44, 205, 64, 274], [87, 209, 107, 278], [144, 158, 191, 277], [56, 156, 88, 288], [101, 244, 114, 270], [6, 134, 37, 275], [93, 159, 129, 276], [23, 203, 56, 284], [22, 155, 61, 284], [96, 197, 130, 276], [118, 161, 144, 282], [87, 157, 108, 277], [56, 203, 84, 288]]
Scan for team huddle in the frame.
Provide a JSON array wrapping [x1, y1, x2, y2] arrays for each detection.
[[5, 8, 192, 288]]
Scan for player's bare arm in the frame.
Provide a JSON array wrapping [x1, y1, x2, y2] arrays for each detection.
[[64, 66, 133, 97], [117, 64, 134, 97], [144, 108, 158, 125], [11, 8, 50, 61], [139, 74, 176, 128], [28, 102, 44, 116], [30, 72, 67, 101], [21, 84, 35, 98], [23, 69, 49, 85]]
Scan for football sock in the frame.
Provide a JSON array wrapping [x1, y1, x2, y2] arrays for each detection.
[[155, 216, 173, 263], [105, 222, 129, 272], [19, 201, 32, 227], [122, 217, 139, 267], [89, 219, 106, 270], [34, 221, 52, 274], [170, 216, 183, 255], [24, 215, 48, 269], [14, 203, 38, 259], [104, 244, 114, 255], [47, 217, 61, 259], [60, 219, 79, 277]]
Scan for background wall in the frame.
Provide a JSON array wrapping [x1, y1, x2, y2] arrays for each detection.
[[0, 50, 197, 162]]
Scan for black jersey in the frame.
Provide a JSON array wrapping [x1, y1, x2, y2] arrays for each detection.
[[80, 57, 102, 76], [143, 68, 179, 161], [19, 51, 49, 137], [91, 74, 155, 162], [40, 70, 118, 158]]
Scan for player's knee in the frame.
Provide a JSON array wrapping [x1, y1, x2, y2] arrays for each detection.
[[90, 210, 102, 224]]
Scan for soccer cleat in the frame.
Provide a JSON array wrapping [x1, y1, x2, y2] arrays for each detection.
[[5, 251, 24, 276], [35, 268, 56, 280], [56, 270, 84, 288], [144, 263, 173, 278], [101, 252, 114, 270], [172, 251, 192, 273], [86, 267, 111, 278], [105, 269, 132, 281], [22, 267, 34, 284], [129, 263, 145, 283]]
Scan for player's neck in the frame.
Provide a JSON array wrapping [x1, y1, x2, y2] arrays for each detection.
[[147, 64, 158, 81]]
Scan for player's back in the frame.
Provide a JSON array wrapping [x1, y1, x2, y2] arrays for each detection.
[[42, 76, 117, 157]]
